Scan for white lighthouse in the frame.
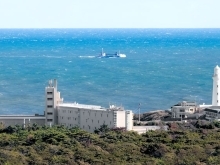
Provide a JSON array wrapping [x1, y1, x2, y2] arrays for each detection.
[[212, 65, 220, 106]]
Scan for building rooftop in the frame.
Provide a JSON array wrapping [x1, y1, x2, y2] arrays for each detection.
[[58, 102, 104, 110], [0, 115, 45, 119], [204, 106, 220, 113], [0, 114, 44, 117], [172, 101, 197, 107]]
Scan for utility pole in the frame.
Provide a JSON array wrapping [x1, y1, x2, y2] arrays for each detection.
[[195, 96, 197, 105], [195, 96, 198, 113], [138, 103, 141, 123]]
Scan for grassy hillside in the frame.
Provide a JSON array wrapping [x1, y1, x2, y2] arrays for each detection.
[[0, 123, 220, 165]]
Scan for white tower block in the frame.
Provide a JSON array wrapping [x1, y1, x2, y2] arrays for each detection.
[[212, 65, 220, 106], [45, 79, 63, 126]]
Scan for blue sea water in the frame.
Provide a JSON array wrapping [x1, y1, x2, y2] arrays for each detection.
[[0, 28, 220, 115]]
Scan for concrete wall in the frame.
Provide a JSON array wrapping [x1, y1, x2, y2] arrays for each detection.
[[0, 116, 45, 127], [126, 110, 133, 131], [115, 110, 126, 128], [80, 109, 114, 132], [45, 79, 63, 126], [172, 106, 196, 118], [58, 106, 80, 128], [133, 126, 168, 134], [204, 108, 220, 121], [58, 106, 133, 132], [45, 85, 56, 125]]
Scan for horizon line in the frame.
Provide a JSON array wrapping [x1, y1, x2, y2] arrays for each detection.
[[0, 27, 220, 29]]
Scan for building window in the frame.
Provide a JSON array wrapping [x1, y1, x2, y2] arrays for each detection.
[[98, 120, 99, 123], [95, 113, 96, 116], [107, 114, 108, 117], [62, 117, 63, 119], [101, 114, 102, 117], [70, 111, 71, 113], [47, 112, 53, 115], [89, 126, 90, 129], [110, 121, 111, 124], [83, 125, 84, 128], [92, 119, 93, 123], [47, 119, 53, 122], [180, 109, 185, 112], [47, 98, 53, 100], [47, 92, 53, 94], [47, 105, 53, 108]]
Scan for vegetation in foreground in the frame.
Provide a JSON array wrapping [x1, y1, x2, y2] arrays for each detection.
[[0, 122, 220, 165]]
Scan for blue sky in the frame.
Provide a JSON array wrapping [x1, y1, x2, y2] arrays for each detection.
[[0, 0, 219, 28]]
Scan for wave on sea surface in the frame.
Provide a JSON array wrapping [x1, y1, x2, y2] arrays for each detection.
[[79, 56, 96, 58], [0, 29, 220, 114]]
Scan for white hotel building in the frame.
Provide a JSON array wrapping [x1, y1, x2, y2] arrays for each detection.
[[45, 80, 133, 132]]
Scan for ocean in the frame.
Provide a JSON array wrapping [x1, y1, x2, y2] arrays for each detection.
[[0, 28, 220, 115]]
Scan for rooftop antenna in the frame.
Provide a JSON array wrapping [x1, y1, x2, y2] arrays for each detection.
[[54, 79, 57, 89], [49, 80, 52, 87]]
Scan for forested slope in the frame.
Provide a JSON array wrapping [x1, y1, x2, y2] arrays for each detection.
[[0, 123, 220, 165]]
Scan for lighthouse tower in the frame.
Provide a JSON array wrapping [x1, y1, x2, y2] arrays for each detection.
[[212, 65, 220, 106]]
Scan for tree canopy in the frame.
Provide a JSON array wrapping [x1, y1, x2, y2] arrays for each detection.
[[0, 122, 220, 165]]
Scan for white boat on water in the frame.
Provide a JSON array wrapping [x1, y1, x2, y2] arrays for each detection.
[[97, 48, 126, 58]]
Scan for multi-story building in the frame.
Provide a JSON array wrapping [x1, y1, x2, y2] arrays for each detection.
[[171, 101, 197, 119], [0, 115, 45, 127], [45, 79, 133, 132], [45, 79, 63, 126], [204, 106, 220, 121]]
